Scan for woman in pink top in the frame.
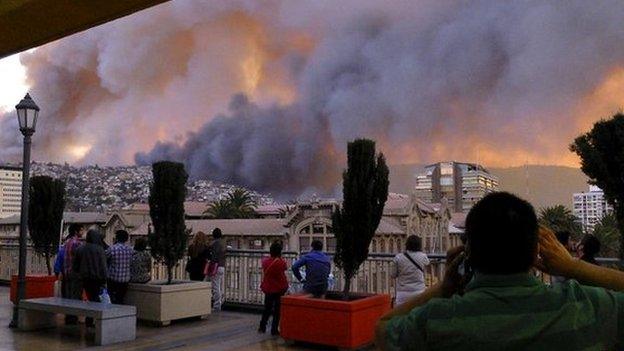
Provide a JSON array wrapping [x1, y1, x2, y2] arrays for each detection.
[[259, 241, 289, 336]]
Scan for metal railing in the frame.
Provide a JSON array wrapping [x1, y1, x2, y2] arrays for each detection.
[[0, 245, 619, 306]]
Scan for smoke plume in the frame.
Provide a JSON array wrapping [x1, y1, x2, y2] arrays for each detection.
[[3, 1, 624, 196]]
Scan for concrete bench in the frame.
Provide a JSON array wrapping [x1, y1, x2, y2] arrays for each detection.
[[17, 297, 136, 346]]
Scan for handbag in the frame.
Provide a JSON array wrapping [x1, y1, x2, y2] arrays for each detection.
[[404, 252, 424, 273], [204, 261, 219, 277]]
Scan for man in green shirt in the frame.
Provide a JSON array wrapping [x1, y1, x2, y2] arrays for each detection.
[[376, 192, 624, 350]]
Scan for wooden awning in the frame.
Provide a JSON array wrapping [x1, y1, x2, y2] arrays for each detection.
[[0, 0, 171, 59]]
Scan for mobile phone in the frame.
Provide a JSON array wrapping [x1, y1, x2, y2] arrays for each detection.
[[458, 256, 473, 279]]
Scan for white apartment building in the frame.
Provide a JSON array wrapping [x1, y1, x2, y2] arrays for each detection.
[[573, 185, 613, 232], [0, 166, 22, 218], [415, 161, 499, 212]]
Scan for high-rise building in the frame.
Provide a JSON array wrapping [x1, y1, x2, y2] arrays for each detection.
[[0, 166, 22, 218], [415, 161, 499, 212], [573, 185, 613, 232]]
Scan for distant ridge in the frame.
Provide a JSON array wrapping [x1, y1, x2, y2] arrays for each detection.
[[388, 163, 589, 210]]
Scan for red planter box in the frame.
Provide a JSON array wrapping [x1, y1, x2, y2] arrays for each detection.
[[10, 274, 57, 304], [280, 293, 391, 350]]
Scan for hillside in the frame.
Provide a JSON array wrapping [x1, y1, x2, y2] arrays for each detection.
[[388, 164, 590, 210]]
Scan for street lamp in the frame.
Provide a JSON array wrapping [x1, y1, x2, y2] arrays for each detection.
[[9, 93, 39, 328]]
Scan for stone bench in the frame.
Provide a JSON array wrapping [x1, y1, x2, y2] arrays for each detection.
[[17, 297, 136, 346]]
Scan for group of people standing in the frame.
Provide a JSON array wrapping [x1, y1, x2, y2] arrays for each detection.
[[185, 228, 226, 311], [53, 224, 152, 325], [257, 239, 331, 336], [256, 236, 432, 335]]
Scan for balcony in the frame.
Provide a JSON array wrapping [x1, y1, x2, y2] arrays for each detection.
[[0, 246, 448, 350], [0, 246, 447, 306], [1, 246, 618, 350]]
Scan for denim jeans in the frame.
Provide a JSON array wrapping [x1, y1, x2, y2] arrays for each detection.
[[211, 266, 225, 310]]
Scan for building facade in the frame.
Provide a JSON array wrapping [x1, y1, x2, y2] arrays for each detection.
[[415, 161, 498, 212], [122, 196, 456, 255], [0, 166, 23, 219], [0, 212, 108, 245], [573, 185, 614, 232]]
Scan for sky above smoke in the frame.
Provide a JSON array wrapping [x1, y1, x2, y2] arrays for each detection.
[[2, 0, 624, 196]]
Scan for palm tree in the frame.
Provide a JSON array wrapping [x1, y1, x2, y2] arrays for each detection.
[[227, 188, 258, 218], [592, 214, 620, 258], [204, 199, 237, 219], [538, 205, 582, 238], [278, 204, 296, 218], [204, 188, 258, 219]]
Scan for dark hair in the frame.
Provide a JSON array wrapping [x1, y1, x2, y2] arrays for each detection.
[[311, 240, 323, 251], [465, 192, 538, 274], [134, 237, 148, 251], [405, 235, 422, 252], [86, 229, 101, 245], [212, 227, 223, 239], [581, 234, 600, 258], [115, 230, 129, 243], [555, 231, 570, 246], [68, 223, 83, 237], [270, 241, 283, 257]]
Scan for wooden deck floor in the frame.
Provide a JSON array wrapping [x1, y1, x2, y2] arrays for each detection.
[[0, 287, 337, 351]]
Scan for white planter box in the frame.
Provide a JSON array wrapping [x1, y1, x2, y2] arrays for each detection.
[[125, 280, 211, 326]]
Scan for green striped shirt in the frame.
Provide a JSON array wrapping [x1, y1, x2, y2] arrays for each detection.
[[385, 273, 623, 350]]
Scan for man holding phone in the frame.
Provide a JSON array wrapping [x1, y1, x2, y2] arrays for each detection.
[[376, 192, 624, 350]]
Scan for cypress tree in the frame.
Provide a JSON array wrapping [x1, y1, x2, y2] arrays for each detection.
[[148, 161, 189, 284], [29, 176, 66, 276], [332, 139, 389, 299]]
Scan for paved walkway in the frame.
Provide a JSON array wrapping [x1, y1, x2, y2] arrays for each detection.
[[0, 287, 333, 351]]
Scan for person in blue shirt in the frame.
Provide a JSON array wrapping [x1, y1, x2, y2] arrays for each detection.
[[292, 240, 331, 298], [54, 245, 65, 277]]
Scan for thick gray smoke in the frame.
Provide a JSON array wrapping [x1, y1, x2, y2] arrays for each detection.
[[136, 94, 339, 195], [4, 1, 624, 196]]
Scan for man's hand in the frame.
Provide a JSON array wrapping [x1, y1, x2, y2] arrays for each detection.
[[536, 226, 576, 277], [440, 246, 465, 297]]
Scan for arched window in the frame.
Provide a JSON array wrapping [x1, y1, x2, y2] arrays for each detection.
[[379, 238, 386, 253], [298, 222, 334, 252]]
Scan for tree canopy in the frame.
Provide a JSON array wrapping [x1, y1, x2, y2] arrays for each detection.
[[538, 205, 582, 238], [204, 188, 257, 219], [592, 213, 621, 258], [570, 113, 624, 258]]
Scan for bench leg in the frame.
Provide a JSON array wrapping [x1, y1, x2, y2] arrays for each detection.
[[95, 316, 136, 346], [17, 308, 55, 331]]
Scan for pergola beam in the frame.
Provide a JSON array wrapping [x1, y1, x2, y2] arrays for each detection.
[[0, 0, 171, 59]]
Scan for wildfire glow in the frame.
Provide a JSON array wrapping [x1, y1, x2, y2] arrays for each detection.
[[242, 53, 262, 95], [67, 144, 92, 160]]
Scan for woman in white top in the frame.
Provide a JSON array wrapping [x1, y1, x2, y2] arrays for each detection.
[[391, 235, 430, 306]]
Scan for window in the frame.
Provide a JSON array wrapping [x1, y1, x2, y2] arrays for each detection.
[[299, 237, 310, 252], [226, 239, 240, 249], [249, 239, 263, 249], [327, 237, 336, 252], [298, 223, 334, 252]]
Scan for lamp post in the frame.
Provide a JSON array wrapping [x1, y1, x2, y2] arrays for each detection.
[[9, 93, 39, 328]]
